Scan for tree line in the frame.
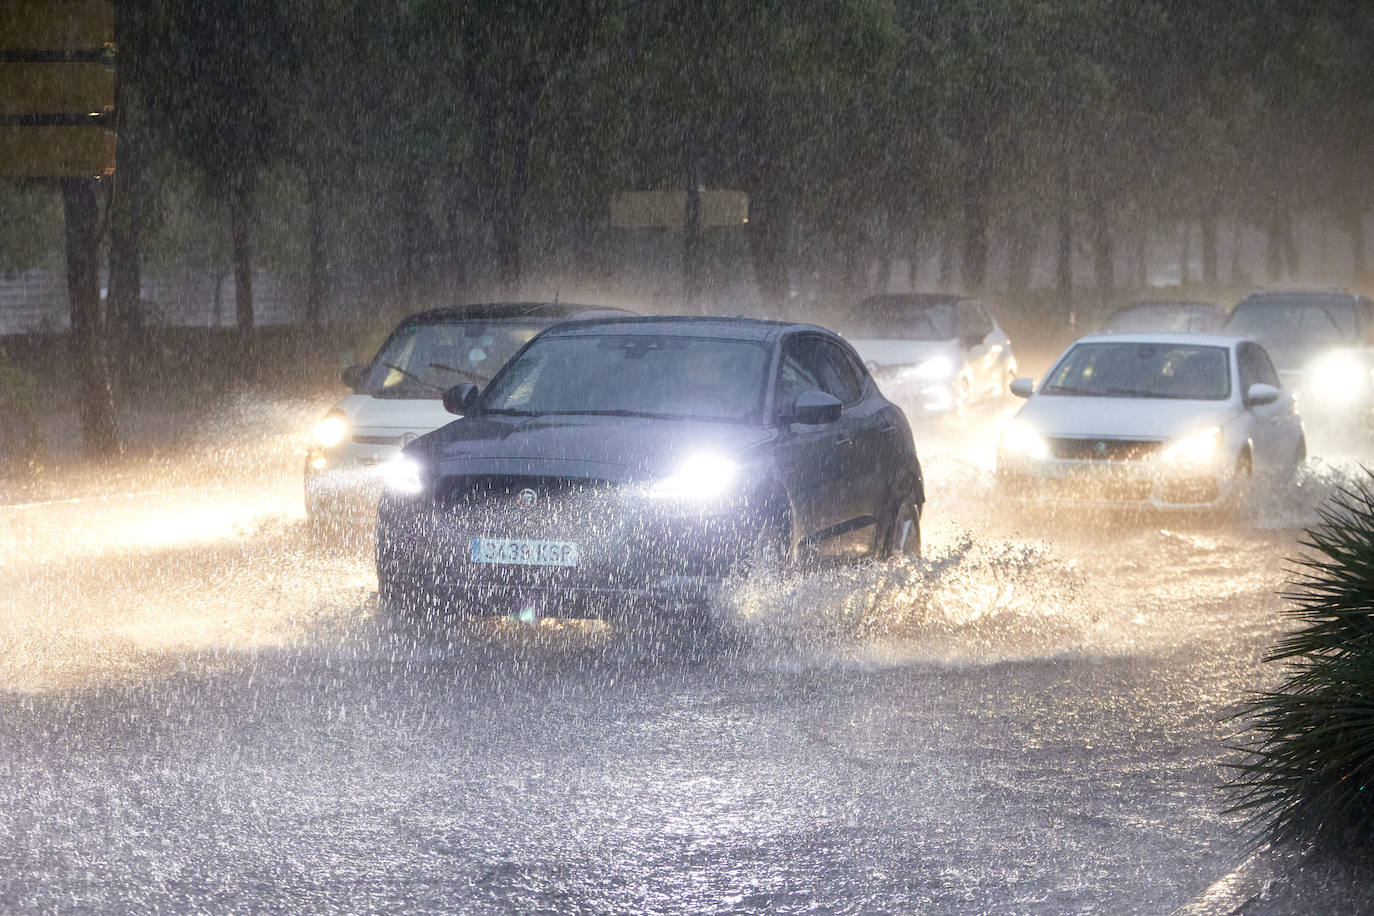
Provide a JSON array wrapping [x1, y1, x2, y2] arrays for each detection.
[[3, 0, 1373, 451]]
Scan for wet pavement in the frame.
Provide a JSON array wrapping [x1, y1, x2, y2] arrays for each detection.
[[0, 395, 1366, 914]]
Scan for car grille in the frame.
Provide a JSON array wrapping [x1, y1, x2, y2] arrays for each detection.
[[1048, 437, 1163, 462], [434, 475, 616, 522]]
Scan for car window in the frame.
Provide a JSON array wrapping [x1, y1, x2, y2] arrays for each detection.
[[365, 321, 545, 399], [778, 337, 862, 408], [1250, 345, 1281, 387], [817, 340, 864, 404], [1044, 342, 1231, 400]]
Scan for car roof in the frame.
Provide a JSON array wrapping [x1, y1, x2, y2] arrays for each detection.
[[400, 301, 638, 324], [857, 293, 969, 308], [1234, 289, 1365, 306], [1116, 300, 1221, 311], [1074, 331, 1245, 348], [538, 314, 826, 342]]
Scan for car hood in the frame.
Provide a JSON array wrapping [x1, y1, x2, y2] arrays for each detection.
[[1014, 394, 1238, 441], [334, 393, 456, 434], [846, 338, 957, 368], [425, 413, 776, 481]]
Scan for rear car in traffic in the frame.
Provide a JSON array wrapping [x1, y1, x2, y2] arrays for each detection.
[[997, 333, 1305, 510], [376, 316, 925, 627], [1100, 300, 1225, 334], [842, 294, 1017, 417], [1223, 289, 1374, 436], [305, 302, 635, 524]]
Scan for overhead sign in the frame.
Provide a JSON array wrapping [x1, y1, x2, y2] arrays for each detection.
[[611, 190, 750, 229], [0, 1, 115, 178]]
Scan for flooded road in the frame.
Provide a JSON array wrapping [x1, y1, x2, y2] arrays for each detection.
[[0, 396, 1363, 913]]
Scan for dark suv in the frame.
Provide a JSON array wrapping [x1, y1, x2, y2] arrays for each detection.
[[1223, 289, 1374, 430]]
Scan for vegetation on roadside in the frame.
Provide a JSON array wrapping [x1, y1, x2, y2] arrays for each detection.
[[0, 347, 45, 476], [1228, 470, 1374, 854]]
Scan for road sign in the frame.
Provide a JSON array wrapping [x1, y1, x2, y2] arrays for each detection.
[[0, 1, 115, 178], [0, 126, 114, 177], [0, 63, 113, 116], [0, 2, 112, 52], [611, 190, 750, 228]]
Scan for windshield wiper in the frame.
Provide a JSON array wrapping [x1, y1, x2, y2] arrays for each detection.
[[545, 409, 691, 421], [1043, 384, 1101, 396], [429, 362, 488, 383], [482, 407, 541, 417], [380, 362, 443, 393]]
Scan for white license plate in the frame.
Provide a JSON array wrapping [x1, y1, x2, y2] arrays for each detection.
[[469, 537, 579, 567]]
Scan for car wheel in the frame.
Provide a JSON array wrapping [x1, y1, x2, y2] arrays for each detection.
[[884, 497, 922, 559]]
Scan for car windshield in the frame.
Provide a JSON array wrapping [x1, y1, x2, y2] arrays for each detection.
[[478, 334, 771, 422], [1224, 297, 1356, 343], [364, 320, 545, 399], [1104, 305, 1222, 333], [848, 301, 957, 340], [1043, 342, 1231, 400]]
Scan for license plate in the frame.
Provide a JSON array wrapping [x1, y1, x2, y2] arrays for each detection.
[[469, 537, 579, 567]]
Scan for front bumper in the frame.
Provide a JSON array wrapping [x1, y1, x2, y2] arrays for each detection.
[[997, 458, 1231, 510], [376, 484, 774, 618]]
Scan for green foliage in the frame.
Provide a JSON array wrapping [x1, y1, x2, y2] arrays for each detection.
[[0, 348, 45, 476], [1228, 470, 1374, 854]]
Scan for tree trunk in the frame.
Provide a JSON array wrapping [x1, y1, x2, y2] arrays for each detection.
[[1349, 208, 1368, 287], [1006, 217, 1036, 295], [938, 225, 957, 289], [746, 178, 790, 317], [305, 169, 326, 328], [1201, 208, 1219, 286], [906, 227, 923, 290], [961, 180, 988, 293], [107, 90, 144, 384], [62, 179, 120, 456], [1056, 186, 1073, 323], [1266, 211, 1284, 281], [1179, 220, 1191, 286], [1283, 210, 1301, 277], [229, 180, 255, 378], [683, 152, 704, 313], [1091, 210, 1114, 300]]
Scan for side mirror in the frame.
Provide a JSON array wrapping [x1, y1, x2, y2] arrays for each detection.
[[442, 382, 481, 416], [788, 389, 843, 425], [1246, 382, 1279, 407], [1009, 378, 1034, 399], [341, 364, 368, 392]]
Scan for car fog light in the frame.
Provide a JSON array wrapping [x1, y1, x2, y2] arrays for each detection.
[[313, 411, 347, 448], [999, 420, 1049, 460], [648, 453, 739, 500], [1163, 427, 1221, 465], [383, 455, 425, 495]]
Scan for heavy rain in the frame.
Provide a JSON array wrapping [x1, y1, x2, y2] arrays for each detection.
[[5, 2, 1374, 914]]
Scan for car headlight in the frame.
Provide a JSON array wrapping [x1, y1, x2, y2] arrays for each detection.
[[647, 453, 739, 500], [999, 420, 1049, 460], [313, 411, 347, 448], [910, 355, 956, 380], [382, 454, 425, 495], [1307, 356, 1367, 403], [1162, 427, 1221, 465]]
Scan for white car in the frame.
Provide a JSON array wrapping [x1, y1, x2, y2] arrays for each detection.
[[843, 294, 1017, 416], [305, 302, 635, 522], [997, 333, 1306, 510]]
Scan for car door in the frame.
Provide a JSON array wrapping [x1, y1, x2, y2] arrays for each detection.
[[772, 335, 864, 561], [812, 337, 888, 558], [1238, 342, 1294, 471]]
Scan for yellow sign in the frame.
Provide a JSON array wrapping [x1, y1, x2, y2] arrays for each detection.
[[0, 1, 113, 51], [0, 126, 114, 177], [0, 63, 112, 115], [611, 191, 750, 228]]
